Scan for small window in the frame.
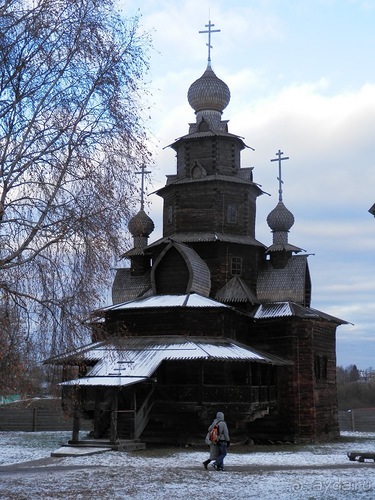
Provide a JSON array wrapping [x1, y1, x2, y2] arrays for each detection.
[[315, 355, 328, 380], [231, 256, 242, 276], [192, 163, 204, 179], [167, 206, 173, 224], [198, 119, 209, 132], [227, 203, 238, 223]]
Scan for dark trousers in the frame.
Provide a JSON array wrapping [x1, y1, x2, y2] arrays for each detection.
[[215, 441, 227, 468]]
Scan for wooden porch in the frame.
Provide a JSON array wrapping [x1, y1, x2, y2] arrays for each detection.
[[70, 385, 277, 445]]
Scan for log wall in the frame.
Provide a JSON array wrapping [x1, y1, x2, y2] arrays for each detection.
[[245, 317, 340, 442]]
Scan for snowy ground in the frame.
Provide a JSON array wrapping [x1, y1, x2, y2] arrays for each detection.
[[0, 431, 375, 499]]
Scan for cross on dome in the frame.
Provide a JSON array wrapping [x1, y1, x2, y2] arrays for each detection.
[[136, 165, 151, 211], [199, 19, 220, 65], [270, 150, 289, 202]]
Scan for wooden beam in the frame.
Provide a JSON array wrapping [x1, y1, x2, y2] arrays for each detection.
[[93, 389, 101, 439], [110, 389, 118, 444], [72, 388, 80, 443], [72, 409, 80, 443]]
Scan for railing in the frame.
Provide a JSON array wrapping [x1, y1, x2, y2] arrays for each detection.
[[133, 386, 156, 439], [157, 384, 277, 405]]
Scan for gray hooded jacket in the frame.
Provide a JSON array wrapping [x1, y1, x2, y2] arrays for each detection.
[[208, 411, 230, 442]]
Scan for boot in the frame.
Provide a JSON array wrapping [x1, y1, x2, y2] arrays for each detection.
[[203, 459, 210, 470]]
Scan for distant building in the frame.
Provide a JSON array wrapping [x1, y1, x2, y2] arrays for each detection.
[[47, 22, 347, 445]]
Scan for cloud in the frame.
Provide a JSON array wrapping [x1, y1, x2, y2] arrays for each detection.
[[148, 59, 375, 370], [120, 0, 375, 369]]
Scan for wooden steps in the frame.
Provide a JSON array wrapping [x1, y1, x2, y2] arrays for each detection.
[[63, 438, 146, 452]]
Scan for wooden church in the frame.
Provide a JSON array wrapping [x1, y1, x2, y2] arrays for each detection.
[[48, 22, 347, 446]]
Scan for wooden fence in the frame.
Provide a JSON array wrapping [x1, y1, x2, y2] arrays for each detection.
[[1, 403, 373, 433], [338, 408, 375, 432], [0, 399, 91, 432]]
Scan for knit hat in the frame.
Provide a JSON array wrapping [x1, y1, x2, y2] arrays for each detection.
[[216, 411, 224, 420]]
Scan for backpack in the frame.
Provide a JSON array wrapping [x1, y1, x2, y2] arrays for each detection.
[[209, 423, 220, 444]]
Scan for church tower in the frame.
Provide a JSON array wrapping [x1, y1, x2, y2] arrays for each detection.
[[112, 166, 154, 303], [148, 22, 264, 305]]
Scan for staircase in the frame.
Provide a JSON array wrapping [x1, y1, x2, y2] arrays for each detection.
[[68, 438, 146, 451], [51, 438, 145, 457]]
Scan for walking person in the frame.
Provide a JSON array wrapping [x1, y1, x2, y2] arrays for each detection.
[[202, 434, 219, 469], [205, 411, 230, 471]]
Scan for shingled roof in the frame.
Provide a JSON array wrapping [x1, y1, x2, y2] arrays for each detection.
[[257, 255, 311, 306], [151, 241, 211, 296], [112, 268, 151, 304], [147, 232, 265, 249], [252, 301, 348, 325], [215, 276, 259, 304], [99, 293, 228, 312], [159, 173, 263, 189]]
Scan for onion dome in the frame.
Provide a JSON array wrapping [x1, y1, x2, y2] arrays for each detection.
[[128, 209, 154, 238], [187, 64, 230, 114], [266, 201, 304, 257], [266, 201, 295, 233]]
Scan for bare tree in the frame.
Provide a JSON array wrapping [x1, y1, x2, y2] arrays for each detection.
[[0, 0, 152, 381]]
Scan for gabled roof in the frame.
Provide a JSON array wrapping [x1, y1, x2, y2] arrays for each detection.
[[47, 336, 290, 387], [215, 276, 259, 304]]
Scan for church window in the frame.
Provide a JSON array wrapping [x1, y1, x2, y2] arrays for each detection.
[[198, 119, 209, 132], [192, 162, 204, 179], [167, 205, 173, 224], [315, 355, 328, 380], [227, 203, 238, 223], [231, 256, 242, 276]]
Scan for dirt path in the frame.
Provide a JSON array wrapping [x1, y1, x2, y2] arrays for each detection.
[[0, 456, 105, 475], [0, 456, 373, 476]]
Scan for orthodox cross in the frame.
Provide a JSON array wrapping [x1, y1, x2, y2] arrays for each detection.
[[199, 20, 220, 64], [270, 150, 289, 202], [136, 165, 151, 211]]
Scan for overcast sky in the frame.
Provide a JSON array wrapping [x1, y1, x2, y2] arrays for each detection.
[[120, 0, 375, 370]]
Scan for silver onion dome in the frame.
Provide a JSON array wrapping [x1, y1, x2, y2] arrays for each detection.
[[266, 201, 295, 233], [187, 64, 230, 114]]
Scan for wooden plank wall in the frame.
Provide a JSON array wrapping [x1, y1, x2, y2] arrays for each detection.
[[338, 409, 375, 432], [0, 407, 91, 432]]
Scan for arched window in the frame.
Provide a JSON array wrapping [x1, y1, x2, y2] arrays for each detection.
[[192, 164, 203, 179], [198, 119, 209, 132]]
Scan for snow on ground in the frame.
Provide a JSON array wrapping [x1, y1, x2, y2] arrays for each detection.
[[0, 431, 375, 499]]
